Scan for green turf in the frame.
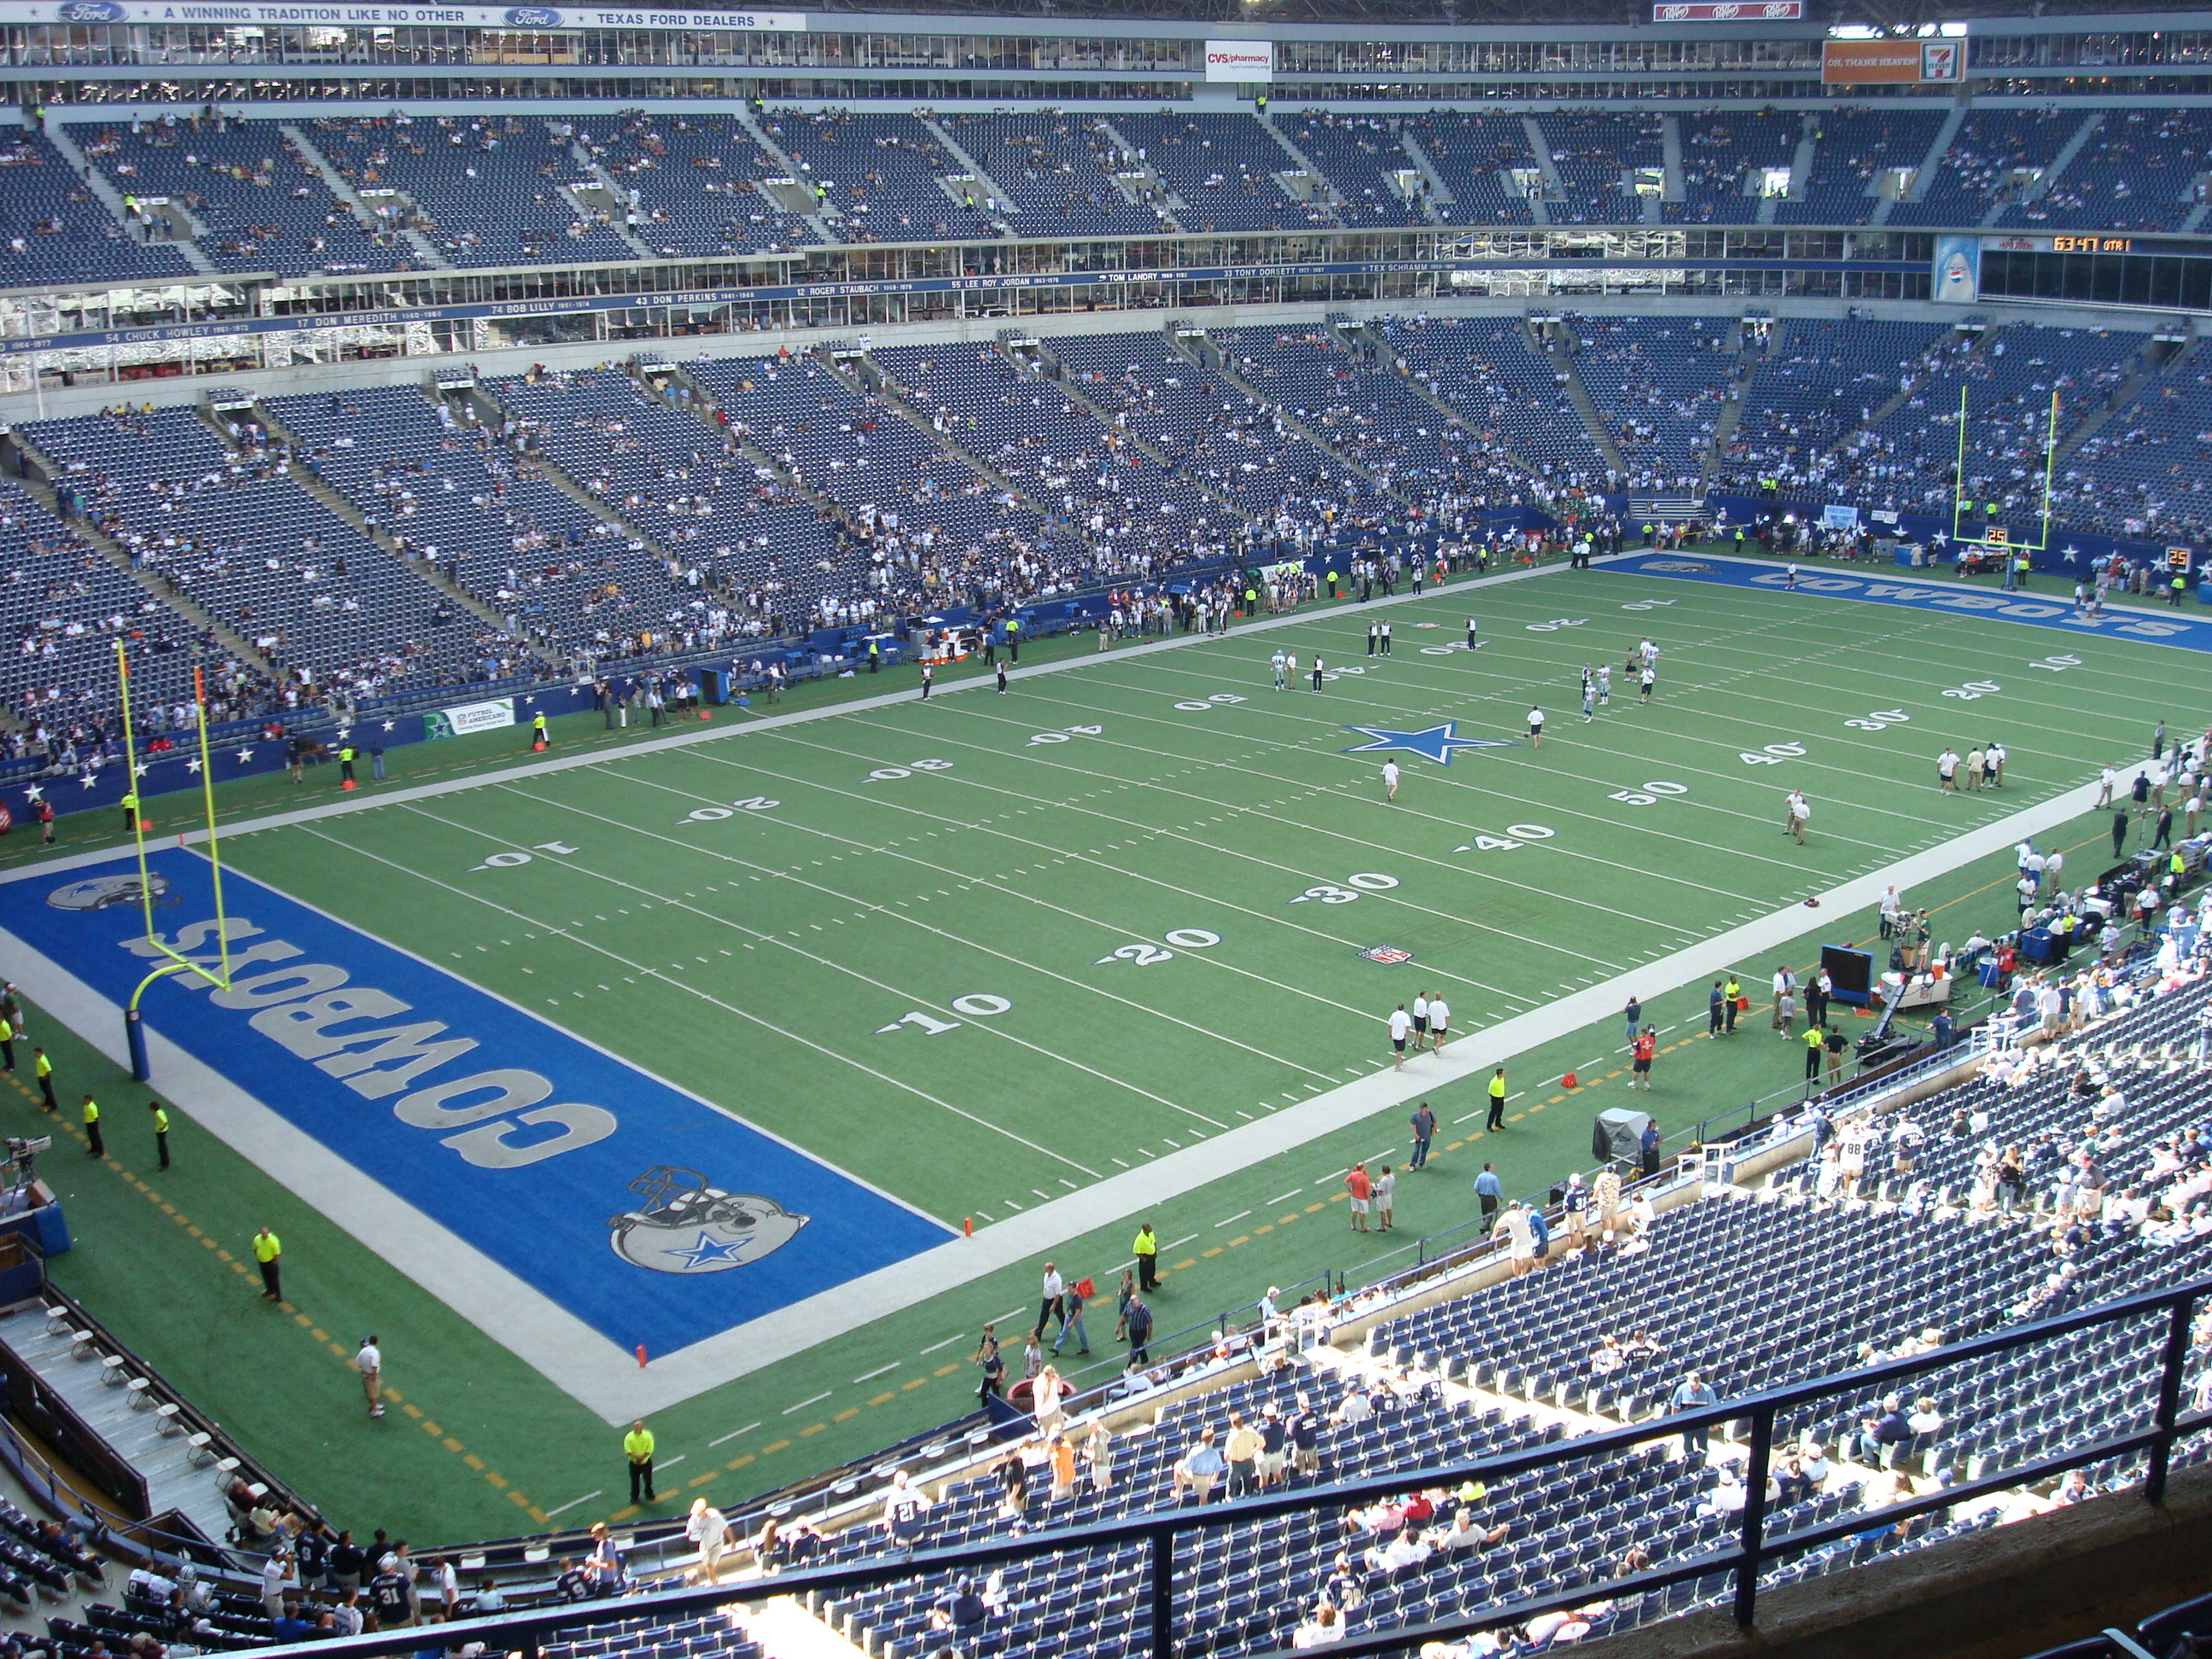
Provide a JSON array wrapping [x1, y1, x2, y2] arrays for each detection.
[[10, 555, 2198, 1544]]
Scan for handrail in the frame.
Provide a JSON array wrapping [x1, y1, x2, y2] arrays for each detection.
[[226, 1271, 2212, 1659]]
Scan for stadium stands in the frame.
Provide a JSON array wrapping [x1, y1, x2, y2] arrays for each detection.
[[1534, 113, 1662, 225], [1274, 114, 1429, 228], [1668, 111, 1798, 226], [1563, 315, 1738, 490], [1994, 109, 2212, 235], [1104, 113, 1307, 235], [2058, 345, 2212, 544], [0, 129, 194, 288], [940, 113, 1167, 237], [76, 115, 405, 278], [772, 109, 987, 243], [1716, 319, 1955, 497], [580, 111, 821, 258], [1889, 109, 2081, 229], [1380, 317, 1610, 496], [1405, 112, 1540, 226], [1774, 108, 1946, 227]]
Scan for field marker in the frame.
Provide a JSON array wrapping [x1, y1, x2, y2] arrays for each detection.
[[781, 1394, 832, 1415], [1266, 1189, 1303, 1205], [1215, 1211, 1252, 1228], [542, 1492, 603, 1519], [853, 1363, 899, 1383], [707, 1422, 761, 1447]]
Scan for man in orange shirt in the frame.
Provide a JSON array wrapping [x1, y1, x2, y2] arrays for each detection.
[[1344, 1162, 1372, 1232], [1048, 1435, 1078, 1504], [1632, 1026, 1656, 1091]]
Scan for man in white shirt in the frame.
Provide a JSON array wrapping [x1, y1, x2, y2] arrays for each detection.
[[1388, 1004, 1412, 1070], [2098, 764, 2117, 808], [1527, 706, 1545, 747], [1382, 760, 1399, 801], [1411, 992, 1429, 1046], [1037, 1263, 1064, 1342], [353, 1336, 383, 1419], [1427, 996, 1449, 1053], [1937, 748, 1960, 791], [1271, 649, 1287, 690]]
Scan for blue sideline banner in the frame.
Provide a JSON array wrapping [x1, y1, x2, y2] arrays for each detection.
[[0, 848, 952, 1401]]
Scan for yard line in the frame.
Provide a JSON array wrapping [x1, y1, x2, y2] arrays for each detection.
[[685, 739, 1536, 1012], [1214, 1211, 1252, 1228], [818, 718, 1624, 984], [645, 760, 1398, 1035], [780, 1394, 832, 1416], [991, 686, 1806, 906], [655, 1455, 688, 1470], [297, 827, 1097, 1179], [542, 1492, 603, 1519], [707, 1422, 762, 1447], [1266, 1189, 1304, 1206], [911, 697, 1755, 932], [421, 795, 1245, 1130], [1164, 1235, 1199, 1251], [917, 1334, 965, 1356], [853, 1363, 900, 1383]]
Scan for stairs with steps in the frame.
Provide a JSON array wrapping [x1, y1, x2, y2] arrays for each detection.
[[1092, 120, 1185, 232], [1538, 320, 1629, 483], [2051, 331, 2196, 468], [1823, 323, 1983, 467], [1347, 322, 1545, 488], [4, 432, 276, 683], [225, 399, 554, 665], [1016, 339, 1245, 520], [1700, 332, 1761, 493], [281, 124, 449, 269], [562, 132, 655, 260], [3, 1307, 237, 1548], [1985, 111, 2102, 226], [42, 124, 217, 276], [1398, 130, 1455, 224], [655, 365, 855, 530], [1874, 102, 1968, 225], [1253, 111, 1347, 226], [732, 108, 842, 244], [462, 385, 683, 576], [911, 115, 1017, 236], [1190, 332, 1411, 506], [835, 351, 1083, 542]]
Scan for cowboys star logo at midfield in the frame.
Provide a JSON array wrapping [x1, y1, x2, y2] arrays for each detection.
[[608, 1166, 809, 1275], [1340, 721, 1518, 766]]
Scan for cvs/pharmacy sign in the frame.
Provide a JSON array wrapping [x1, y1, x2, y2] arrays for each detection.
[[1204, 39, 1273, 80]]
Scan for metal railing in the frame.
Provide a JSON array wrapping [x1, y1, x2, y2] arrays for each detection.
[[230, 1272, 2212, 1659]]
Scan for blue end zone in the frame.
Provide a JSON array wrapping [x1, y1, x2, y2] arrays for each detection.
[[1609, 553, 2212, 652], [0, 849, 952, 1357]]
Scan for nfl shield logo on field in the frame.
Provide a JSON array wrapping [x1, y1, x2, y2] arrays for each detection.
[[609, 1166, 809, 1274], [1358, 946, 1414, 966]]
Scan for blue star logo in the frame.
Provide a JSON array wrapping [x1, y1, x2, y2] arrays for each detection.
[[1341, 721, 1518, 766], [664, 1231, 748, 1269]]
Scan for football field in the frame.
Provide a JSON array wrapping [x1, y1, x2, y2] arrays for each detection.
[[0, 550, 2199, 1536]]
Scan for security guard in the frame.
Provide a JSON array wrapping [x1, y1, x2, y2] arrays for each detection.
[[1487, 1068, 1508, 1131], [32, 1048, 55, 1111], [1803, 1022, 1825, 1084], [866, 636, 880, 673], [252, 1225, 282, 1301], [149, 1099, 170, 1170], [531, 711, 550, 750], [119, 790, 139, 835], [1004, 616, 1021, 663], [0, 1012, 14, 1074], [81, 1094, 102, 1158], [624, 1419, 657, 1504], [1132, 1222, 1159, 1291], [1722, 976, 1743, 1034], [337, 742, 357, 789]]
